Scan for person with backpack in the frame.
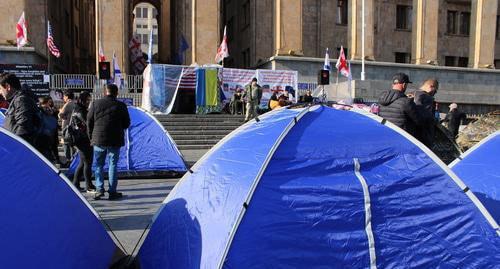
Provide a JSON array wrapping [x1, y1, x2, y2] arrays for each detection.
[[87, 84, 130, 200], [69, 91, 96, 192], [59, 90, 76, 166], [0, 73, 39, 146]]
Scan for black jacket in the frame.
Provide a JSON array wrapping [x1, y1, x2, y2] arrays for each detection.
[[72, 103, 92, 148], [87, 96, 130, 147], [414, 90, 436, 147], [378, 89, 421, 136], [3, 90, 39, 144], [444, 110, 466, 137]]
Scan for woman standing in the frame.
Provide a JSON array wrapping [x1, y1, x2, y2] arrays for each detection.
[[71, 92, 96, 192]]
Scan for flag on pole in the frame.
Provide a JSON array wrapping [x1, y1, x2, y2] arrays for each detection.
[[215, 26, 229, 63], [174, 35, 189, 64], [16, 12, 28, 49], [98, 41, 106, 62], [112, 52, 123, 89], [47, 21, 60, 58], [129, 35, 147, 74], [335, 46, 349, 78], [323, 48, 331, 70], [147, 28, 153, 64]]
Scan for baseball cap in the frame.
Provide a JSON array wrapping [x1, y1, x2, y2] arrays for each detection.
[[392, 73, 412, 84]]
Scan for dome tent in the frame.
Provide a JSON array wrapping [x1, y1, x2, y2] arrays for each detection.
[[450, 131, 500, 224], [134, 105, 499, 269], [0, 128, 124, 268], [68, 106, 187, 178]]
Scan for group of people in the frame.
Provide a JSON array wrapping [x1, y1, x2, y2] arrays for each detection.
[[0, 73, 130, 200], [378, 73, 466, 147]]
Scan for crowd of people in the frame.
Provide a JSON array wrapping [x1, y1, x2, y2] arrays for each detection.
[[0, 73, 130, 200]]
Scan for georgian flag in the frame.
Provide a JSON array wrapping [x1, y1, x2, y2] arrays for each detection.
[[335, 46, 350, 78], [99, 41, 106, 62], [16, 12, 28, 49], [215, 26, 229, 63]]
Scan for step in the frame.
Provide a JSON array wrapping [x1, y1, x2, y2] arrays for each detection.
[[164, 125, 239, 131], [160, 117, 244, 122], [170, 134, 226, 140], [175, 139, 220, 145], [168, 130, 232, 136], [160, 121, 242, 127], [157, 114, 244, 119], [177, 144, 215, 150]]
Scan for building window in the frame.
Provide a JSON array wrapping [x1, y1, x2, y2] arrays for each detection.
[[458, 57, 468, 67], [153, 8, 158, 18], [395, 52, 411, 63], [494, 59, 500, 68], [337, 0, 348, 25], [447, 11, 458, 34], [153, 25, 158, 29], [135, 7, 142, 18], [459, 12, 470, 35], [153, 34, 158, 45], [445, 56, 456, 66], [496, 16, 500, 39], [142, 34, 148, 44], [142, 7, 148, 19], [396, 5, 412, 30]]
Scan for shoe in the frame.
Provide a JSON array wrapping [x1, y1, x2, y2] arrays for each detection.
[[86, 188, 97, 193], [108, 192, 123, 200], [93, 192, 105, 200]]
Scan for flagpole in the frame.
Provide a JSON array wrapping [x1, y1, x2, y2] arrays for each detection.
[[95, 0, 100, 78], [361, 0, 366, 80], [45, 0, 50, 74]]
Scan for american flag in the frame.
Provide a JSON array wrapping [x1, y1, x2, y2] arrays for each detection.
[[47, 21, 60, 58]]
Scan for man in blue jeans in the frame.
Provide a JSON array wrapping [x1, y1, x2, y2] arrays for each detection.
[[87, 84, 130, 200]]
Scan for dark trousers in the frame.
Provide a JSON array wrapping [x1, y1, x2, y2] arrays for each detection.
[[72, 144, 94, 189], [63, 143, 74, 163]]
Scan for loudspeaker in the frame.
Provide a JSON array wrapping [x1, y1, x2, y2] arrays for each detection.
[[318, 69, 330, 85], [98, 62, 111, 79]]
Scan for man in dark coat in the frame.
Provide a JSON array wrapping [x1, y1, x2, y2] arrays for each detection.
[[0, 73, 39, 146], [87, 84, 130, 200], [443, 103, 467, 138], [414, 78, 439, 148], [378, 73, 421, 136]]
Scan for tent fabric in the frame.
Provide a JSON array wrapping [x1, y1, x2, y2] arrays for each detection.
[[450, 131, 500, 224], [136, 105, 500, 269], [0, 128, 121, 269], [0, 109, 4, 125], [68, 106, 186, 177]]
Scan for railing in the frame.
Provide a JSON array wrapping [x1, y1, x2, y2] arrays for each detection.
[[49, 74, 143, 93]]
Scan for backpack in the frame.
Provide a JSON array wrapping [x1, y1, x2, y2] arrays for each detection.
[[63, 109, 88, 146]]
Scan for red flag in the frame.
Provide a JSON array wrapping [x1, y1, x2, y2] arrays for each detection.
[[335, 46, 350, 78], [215, 26, 229, 63], [16, 12, 28, 49], [99, 41, 106, 62]]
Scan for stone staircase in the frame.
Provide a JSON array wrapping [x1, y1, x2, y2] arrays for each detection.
[[156, 114, 245, 150]]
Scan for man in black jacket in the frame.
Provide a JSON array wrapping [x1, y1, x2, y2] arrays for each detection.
[[414, 78, 439, 148], [443, 103, 466, 138], [378, 73, 421, 136], [0, 73, 39, 146], [87, 84, 130, 200]]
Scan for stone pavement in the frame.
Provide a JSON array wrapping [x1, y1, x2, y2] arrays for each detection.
[[82, 178, 180, 255]]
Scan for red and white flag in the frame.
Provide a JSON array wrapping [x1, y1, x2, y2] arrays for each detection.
[[98, 41, 106, 62], [16, 12, 28, 49], [215, 26, 229, 63], [47, 21, 61, 58], [335, 46, 350, 78]]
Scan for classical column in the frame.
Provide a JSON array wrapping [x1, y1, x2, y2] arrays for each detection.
[[99, 0, 127, 73], [274, 0, 303, 56], [348, 0, 374, 60], [411, 0, 439, 65], [191, 0, 220, 65], [469, 0, 498, 68]]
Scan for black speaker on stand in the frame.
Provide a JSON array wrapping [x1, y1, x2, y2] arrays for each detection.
[[318, 70, 329, 102]]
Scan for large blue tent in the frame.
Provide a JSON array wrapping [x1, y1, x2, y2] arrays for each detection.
[[450, 131, 500, 224], [136, 105, 500, 269], [68, 106, 187, 177], [0, 128, 123, 268]]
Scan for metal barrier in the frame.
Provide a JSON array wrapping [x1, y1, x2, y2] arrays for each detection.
[[49, 74, 143, 93]]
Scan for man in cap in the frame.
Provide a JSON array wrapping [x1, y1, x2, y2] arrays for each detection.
[[378, 73, 422, 136], [443, 103, 466, 138], [244, 77, 262, 121], [414, 78, 439, 148]]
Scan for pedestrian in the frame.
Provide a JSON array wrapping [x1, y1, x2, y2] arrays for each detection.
[[414, 78, 439, 148], [230, 89, 244, 115], [38, 97, 60, 162], [442, 103, 467, 138], [303, 90, 314, 103], [244, 78, 262, 121], [87, 84, 130, 200], [268, 91, 278, 110], [378, 73, 422, 136], [47, 97, 62, 165], [59, 89, 76, 166], [0, 73, 39, 146]]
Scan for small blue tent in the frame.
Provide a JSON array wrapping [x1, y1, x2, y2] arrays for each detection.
[[0, 128, 123, 268], [136, 105, 500, 269], [450, 131, 500, 224], [68, 106, 187, 177], [0, 108, 5, 125]]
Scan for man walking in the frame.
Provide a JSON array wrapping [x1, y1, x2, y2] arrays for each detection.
[[443, 103, 467, 138], [378, 73, 421, 136], [244, 78, 262, 121], [0, 73, 39, 146], [59, 90, 76, 165], [87, 84, 130, 200], [414, 78, 439, 148]]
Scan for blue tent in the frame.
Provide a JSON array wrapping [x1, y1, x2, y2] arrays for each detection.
[[0, 128, 123, 268], [135, 105, 500, 269], [68, 106, 187, 177], [450, 131, 500, 224], [0, 108, 5, 125]]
